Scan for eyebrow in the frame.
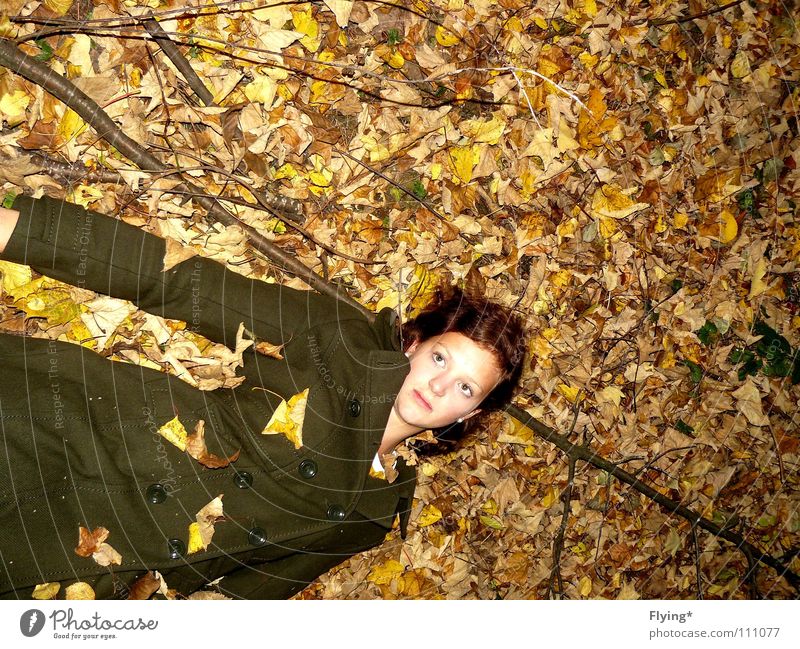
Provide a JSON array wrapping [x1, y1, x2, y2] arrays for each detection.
[[437, 343, 484, 393]]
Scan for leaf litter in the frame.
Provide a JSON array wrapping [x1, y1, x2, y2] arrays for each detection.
[[1, 0, 798, 599]]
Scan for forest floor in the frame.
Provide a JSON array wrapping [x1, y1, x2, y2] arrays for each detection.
[[0, 0, 798, 599]]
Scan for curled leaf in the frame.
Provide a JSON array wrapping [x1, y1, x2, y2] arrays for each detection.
[[187, 420, 240, 469], [261, 388, 308, 449], [75, 526, 122, 567], [187, 496, 224, 555], [128, 572, 161, 600]]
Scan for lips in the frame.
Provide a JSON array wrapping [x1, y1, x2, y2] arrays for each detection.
[[412, 389, 432, 411]]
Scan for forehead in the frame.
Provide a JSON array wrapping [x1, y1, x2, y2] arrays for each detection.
[[425, 331, 501, 384]]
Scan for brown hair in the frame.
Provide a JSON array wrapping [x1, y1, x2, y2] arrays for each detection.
[[400, 284, 528, 450]]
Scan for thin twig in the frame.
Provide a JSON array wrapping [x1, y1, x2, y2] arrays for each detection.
[[0, 37, 371, 320], [505, 403, 800, 592]]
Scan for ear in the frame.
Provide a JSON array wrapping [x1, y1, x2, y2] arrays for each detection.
[[461, 408, 481, 421], [404, 340, 420, 357]]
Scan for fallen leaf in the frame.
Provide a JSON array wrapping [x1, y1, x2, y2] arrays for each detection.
[[261, 387, 309, 449], [255, 340, 285, 359], [590, 184, 649, 220], [186, 419, 241, 469], [187, 495, 224, 554], [75, 526, 122, 567], [157, 416, 189, 452], [65, 582, 95, 600], [127, 572, 161, 600], [32, 582, 60, 600]]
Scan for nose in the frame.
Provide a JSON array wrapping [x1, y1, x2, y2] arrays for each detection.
[[429, 375, 447, 397]]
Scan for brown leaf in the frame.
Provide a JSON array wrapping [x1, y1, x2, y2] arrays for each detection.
[[74, 526, 122, 566], [128, 571, 161, 600], [187, 420, 241, 469], [255, 340, 285, 359]]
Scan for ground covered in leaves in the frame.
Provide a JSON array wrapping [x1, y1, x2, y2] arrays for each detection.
[[1, 0, 798, 599]]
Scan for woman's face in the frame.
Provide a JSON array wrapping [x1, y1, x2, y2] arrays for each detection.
[[393, 331, 502, 431]]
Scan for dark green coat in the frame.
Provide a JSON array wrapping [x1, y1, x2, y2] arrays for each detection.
[[0, 195, 415, 599]]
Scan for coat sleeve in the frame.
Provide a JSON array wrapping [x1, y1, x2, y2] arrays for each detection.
[[2, 194, 364, 348]]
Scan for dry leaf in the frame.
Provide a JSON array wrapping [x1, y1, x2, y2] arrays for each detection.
[[65, 582, 95, 600], [128, 572, 161, 600], [32, 582, 61, 600], [261, 387, 309, 449], [255, 340, 285, 359], [75, 526, 122, 567], [187, 495, 224, 554], [186, 419, 241, 469], [157, 416, 189, 452]]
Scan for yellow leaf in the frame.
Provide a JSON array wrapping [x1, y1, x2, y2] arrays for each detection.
[[579, 575, 592, 596], [0, 89, 30, 127], [244, 74, 277, 108], [58, 108, 87, 143], [460, 115, 506, 144], [449, 145, 476, 184], [367, 559, 404, 585], [65, 582, 95, 600], [67, 185, 104, 209], [188, 495, 224, 555], [274, 163, 298, 180], [14, 278, 80, 325], [749, 257, 768, 299], [557, 383, 580, 403], [673, 211, 689, 229], [731, 50, 751, 78], [157, 416, 188, 452], [292, 6, 321, 52], [591, 183, 649, 220], [32, 582, 61, 600], [261, 388, 309, 449], [435, 25, 460, 47], [417, 504, 442, 527], [481, 498, 498, 515], [698, 209, 738, 244], [0, 260, 32, 293], [44, 0, 73, 16], [541, 486, 558, 508], [653, 70, 668, 88]]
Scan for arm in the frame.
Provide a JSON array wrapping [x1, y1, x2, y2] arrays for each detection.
[[0, 206, 19, 254], [1, 194, 363, 348]]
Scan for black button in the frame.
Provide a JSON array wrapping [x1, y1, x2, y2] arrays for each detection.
[[145, 483, 167, 504], [233, 471, 253, 489], [347, 399, 361, 417], [248, 526, 268, 547], [326, 504, 346, 521], [167, 538, 186, 560], [298, 459, 318, 479]]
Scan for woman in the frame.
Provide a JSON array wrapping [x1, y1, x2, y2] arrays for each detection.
[[0, 194, 526, 599]]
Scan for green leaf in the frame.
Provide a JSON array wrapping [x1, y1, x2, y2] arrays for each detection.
[[696, 320, 719, 346], [410, 179, 427, 199], [2, 191, 17, 209], [34, 39, 54, 62], [683, 360, 703, 384], [670, 278, 683, 294], [674, 420, 695, 436], [479, 515, 504, 530], [737, 188, 757, 215], [387, 28, 402, 45]]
